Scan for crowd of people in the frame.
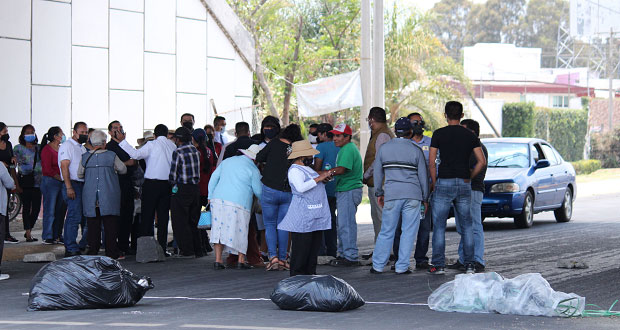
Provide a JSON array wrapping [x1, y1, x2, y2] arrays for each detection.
[[0, 100, 488, 281]]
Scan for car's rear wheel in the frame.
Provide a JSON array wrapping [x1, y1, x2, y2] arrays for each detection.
[[554, 187, 573, 223], [514, 191, 534, 228]]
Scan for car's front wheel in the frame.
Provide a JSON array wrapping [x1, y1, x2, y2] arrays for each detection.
[[514, 191, 534, 228], [554, 187, 573, 223]]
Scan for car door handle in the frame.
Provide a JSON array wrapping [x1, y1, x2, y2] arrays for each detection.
[[550, 174, 554, 176]]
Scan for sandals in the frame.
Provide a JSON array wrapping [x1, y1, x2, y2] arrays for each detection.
[[279, 260, 290, 271], [266, 257, 280, 271]]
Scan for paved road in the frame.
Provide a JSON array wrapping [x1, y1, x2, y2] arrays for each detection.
[[0, 191, 619, 329]]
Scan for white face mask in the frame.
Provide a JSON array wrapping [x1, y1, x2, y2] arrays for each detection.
[[308, 135, 318, 144], [221, 126, 226, 132]]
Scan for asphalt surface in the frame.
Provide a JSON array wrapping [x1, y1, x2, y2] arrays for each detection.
[[0, 191, 619, 329]]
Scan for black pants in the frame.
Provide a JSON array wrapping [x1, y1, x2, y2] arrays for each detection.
[[0, 215, 5, 267], [319, 197, 338, 257], [290, 231, 323, 276], [116, 178, 135, 252], [170, 184, 202, 256], [4, 190, 10, 239], [140, 179, 171, 251], [87, 208, 121, 259], [20, 187, 42, 231]]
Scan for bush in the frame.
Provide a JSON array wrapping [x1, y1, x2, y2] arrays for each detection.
[[590, 128, 620, 168], [502, 102, 535, 138], [534, 107, 588, 162], [570, 159, 602, 175]]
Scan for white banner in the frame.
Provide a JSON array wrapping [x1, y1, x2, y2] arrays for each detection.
[[295, 70, 363, 117]]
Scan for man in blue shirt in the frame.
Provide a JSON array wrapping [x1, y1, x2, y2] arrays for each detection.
[[313, 123, 339, 257]]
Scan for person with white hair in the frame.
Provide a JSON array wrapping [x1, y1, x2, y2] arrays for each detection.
[[208, 144, 263, 270], [78, 130, 127, 259]]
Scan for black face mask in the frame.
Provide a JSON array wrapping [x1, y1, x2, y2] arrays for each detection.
[[412, 125, 424, 136], [77, 134, 88, 144], [302, 157, 314, 167], [206, 134, 214, 142], [182, 121, 194, 130], [263, 128, 278, 139], [0, 134, 9, 142]]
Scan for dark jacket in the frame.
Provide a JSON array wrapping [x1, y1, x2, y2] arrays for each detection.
[[222, 136, 258, 160]]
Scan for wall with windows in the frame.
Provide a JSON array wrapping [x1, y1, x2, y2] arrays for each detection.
[[0, 0, 253, 145]]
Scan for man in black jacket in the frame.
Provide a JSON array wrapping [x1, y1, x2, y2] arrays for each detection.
[[220, 122, 258, 162]]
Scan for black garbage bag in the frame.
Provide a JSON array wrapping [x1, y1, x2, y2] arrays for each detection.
[[270, 275, 365, 312], [28, 256, 154, 311]]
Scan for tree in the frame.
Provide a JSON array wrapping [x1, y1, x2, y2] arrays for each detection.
[[429, 0, 472, 62], [519, 0, 568, 67]]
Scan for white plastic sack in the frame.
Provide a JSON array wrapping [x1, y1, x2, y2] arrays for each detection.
[[428, 272, 585, 317]]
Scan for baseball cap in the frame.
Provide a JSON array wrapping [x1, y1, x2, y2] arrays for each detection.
[[394, 117, 412, 133], [329, 123, 353, 135]]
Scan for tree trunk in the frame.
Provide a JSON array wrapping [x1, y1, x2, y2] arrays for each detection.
[[281, 16, 304, 126], [254, 41, 279, 120]]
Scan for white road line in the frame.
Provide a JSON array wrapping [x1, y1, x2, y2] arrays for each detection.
[[180, 325, 329, 330], [0, 321, 93, 326], [143, 296, 429, 306], [105, 323, 166, 327]]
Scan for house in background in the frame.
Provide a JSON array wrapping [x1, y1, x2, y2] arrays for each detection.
[[0, 0, 255, 145]]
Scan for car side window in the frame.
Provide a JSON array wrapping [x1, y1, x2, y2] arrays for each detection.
[[531, 144, 543, 163], [552, 148, 564, 163], [541, 144, 559, 166]]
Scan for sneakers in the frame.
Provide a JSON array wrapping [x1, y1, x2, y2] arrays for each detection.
[[447, 260, 465, 271], [428, 265, 445, 275], [415, 261, 430, 271], [4, 236, 19, 244], [474, 262, 485, 273], [42, 239, 55, 245], [369, 267, 381, 274], [396, 268, 413, 275], [465, 263, 475, 274], [0, 274, 9, 281]]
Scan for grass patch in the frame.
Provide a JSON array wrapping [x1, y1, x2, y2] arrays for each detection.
[[576, 168, 620, 183]]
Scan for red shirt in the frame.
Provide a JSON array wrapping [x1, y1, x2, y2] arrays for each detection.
[[41, 144, 61, 177], [198, 149, 214, 197]]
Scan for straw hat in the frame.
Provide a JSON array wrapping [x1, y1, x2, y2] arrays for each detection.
[[239, 144, 264, 160], [288, 140, 319, 160], [137, 131, 154, 145]]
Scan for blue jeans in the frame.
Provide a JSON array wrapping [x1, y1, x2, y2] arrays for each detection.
[[457, 190, 485, 265], [40, 176, 64, 240], [431, 178, 474, 267], [373, 199, 421, 272], [336, 188, 362, 262], [261, 184, 292, 260], [62, 181, 88, 252]]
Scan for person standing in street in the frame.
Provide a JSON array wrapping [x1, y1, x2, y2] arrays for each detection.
[[313, 123, 339, 257], [219, 122, 257, 163], [362, 107, 394, 256], [14, 124, 42, 242], [326, 124, 363, 267], [428, 101, 486, 275], [0, 161, 15, 280], [213, 116, 227, 145], [279, 140, 332, 276], [117, 124, 176, 253], [59, 122, 89, 257], [449, 119, 488, 273], [169, 127, 203, 258], [370, 118, 429, 274], [107, 121, 138, 255], [40, 127, 67, 245], [78, 130, 126, 260]]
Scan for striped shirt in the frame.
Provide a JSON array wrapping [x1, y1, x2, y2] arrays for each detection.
[[169, 143, 201, 185]]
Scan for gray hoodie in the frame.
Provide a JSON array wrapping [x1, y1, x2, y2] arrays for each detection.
[[373, 137, 429, 202]]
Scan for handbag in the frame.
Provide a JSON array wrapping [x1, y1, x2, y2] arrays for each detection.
[[197, 204, 211, 230], [18, 148, 37, 188]]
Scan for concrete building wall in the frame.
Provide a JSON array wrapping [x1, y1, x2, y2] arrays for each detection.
[[0, 0, 253, 145]]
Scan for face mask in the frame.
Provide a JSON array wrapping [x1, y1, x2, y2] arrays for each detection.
[[308, 135, 318, 144], [221, 126, 226, 132], [1, 134, 9, 142], [24, 134, 36, 143], [60, 135, 66, 143], [182, 121, 194, 130], [263, 128, 277, 139], [206, 133, 214, 142], [303, 157, 314, 167], [412, 125, 424, 136], [77, 134, 88, 144]]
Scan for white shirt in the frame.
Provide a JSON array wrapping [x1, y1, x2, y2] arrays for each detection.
[[214, 131, 228, 145], [288, 166, 317, 194], [58, 138, 87, 182], [119, 136, 176, 180]]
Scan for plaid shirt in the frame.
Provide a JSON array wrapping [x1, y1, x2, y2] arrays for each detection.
[[169, 143, 201, 185]]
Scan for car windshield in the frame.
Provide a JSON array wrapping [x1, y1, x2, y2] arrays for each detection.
[[484, 143, 530, 168]]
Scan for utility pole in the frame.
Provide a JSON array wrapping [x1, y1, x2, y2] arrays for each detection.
[[608, 28, 614, 132], [360, 0, 372, 155], [372, 0, 385, 110]]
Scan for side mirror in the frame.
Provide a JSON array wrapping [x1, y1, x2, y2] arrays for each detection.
[[535, 159, 550, 169]]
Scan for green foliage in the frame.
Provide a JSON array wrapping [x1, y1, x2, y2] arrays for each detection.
[[502, 102, 535, 138], [590, 128, 620, 168], [570, 159, 602, 175], [534, 107, 587, 162]]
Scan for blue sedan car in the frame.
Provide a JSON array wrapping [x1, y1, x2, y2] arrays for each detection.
[[481, 138, 576, 228]]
